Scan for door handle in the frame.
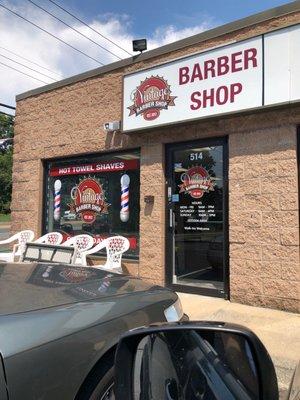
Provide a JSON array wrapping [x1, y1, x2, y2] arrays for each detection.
[[165, 379, 178, 400], [167, 186, 172, 202], [169, 209, 173, 228]]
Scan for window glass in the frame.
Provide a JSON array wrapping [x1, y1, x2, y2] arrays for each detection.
[[44, 150, 140, 259]]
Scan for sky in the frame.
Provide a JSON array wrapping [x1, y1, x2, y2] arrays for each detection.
[[0, 0, 292, 113]]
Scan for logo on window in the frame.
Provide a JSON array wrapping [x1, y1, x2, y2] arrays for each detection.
[[70, 178, 109, 223], [128, 75, 177, 121], [179, 166, 215, 199]]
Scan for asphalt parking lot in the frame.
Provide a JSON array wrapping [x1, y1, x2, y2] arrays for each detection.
[[0, 225, 9, 240], [0, 224, 10, 250]]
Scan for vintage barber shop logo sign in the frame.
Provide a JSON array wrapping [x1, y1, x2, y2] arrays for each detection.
[[124, 25, 300, 132], [179, 166, 215, 199], [128, 75, 177, 121], [123, 35, 270, 132], [71, 178, 109, 223]]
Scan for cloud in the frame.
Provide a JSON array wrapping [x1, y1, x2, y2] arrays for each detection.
[[148, 20, 214, 49], [0, 1, 215, 109]]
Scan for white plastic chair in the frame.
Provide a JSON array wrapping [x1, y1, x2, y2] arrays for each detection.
[[0, 230, 35, 262], [63, 234, 94, 264], [35, 232, 63, 246], [81, 236, 130, 273]]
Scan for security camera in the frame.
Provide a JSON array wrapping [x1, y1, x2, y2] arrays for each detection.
[[103, 121, 121, 132]]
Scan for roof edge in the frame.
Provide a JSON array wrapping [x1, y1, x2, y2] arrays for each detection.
[[16, 1, 300, 102]]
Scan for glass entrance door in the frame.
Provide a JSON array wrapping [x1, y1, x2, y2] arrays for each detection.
[[166, 138, 228, 298]]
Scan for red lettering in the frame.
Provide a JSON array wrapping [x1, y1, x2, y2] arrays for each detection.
[[244, 48, 257, 69], [179, 67, 190, 85], [231, 51, 243, 72], [202, 88, 215, 108], [216, 86, 229, 105], [180, 47, 258, 86], [203, 60, 216, 79], [217, 56, 229, 76], [230, 83, 242, 102], [191, 84, 242, 109], [190, 91, 201, 110], [190, 63, 203, 82]]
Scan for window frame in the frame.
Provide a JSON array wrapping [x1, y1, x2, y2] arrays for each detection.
[[42, 148, 141, 261]]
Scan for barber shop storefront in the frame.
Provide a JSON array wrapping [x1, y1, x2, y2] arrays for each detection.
[[12, 3, 300, 312], [44, 151, 141, 260]]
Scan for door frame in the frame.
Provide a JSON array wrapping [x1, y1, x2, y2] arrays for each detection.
[[165, 136, 229, 299]]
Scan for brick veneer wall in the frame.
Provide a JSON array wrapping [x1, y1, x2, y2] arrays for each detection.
[[12, 11, 300, 312]]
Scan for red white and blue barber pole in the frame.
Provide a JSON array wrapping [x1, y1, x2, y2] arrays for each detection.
[[120, 174, 130, 222], [54, 179, 62, 222]]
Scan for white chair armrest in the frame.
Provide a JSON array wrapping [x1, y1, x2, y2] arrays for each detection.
[[0, 237, 15, 245], [80, 240, 107, 266], [83, 240, 107, 257]]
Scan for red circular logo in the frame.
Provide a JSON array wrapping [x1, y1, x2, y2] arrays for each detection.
[[72, 178, 108, 223], [179, 166, 214, 199], [128, 76, 177, 121]]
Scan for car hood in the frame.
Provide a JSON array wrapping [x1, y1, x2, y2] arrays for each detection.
[[0, 262, 163, 316]]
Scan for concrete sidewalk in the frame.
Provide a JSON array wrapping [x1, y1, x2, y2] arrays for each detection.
[[178, 293, 300, 398]]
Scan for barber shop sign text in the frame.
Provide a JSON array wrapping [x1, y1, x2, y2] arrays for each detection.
[[178, 46, 257, 110], [123, 24, 300, 132]]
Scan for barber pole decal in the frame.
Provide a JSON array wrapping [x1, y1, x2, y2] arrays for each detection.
[[54, 180, 61, 221], [98, 276, 111, 293], [120, 174, 130, 222]]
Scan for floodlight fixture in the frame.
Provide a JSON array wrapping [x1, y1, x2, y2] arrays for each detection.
[[132, 39, 147, 53]]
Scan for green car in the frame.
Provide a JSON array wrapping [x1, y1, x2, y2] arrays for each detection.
[[0, 262, 185, 400]]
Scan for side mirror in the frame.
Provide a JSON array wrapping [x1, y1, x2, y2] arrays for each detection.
[[115, 322, 278, 400]]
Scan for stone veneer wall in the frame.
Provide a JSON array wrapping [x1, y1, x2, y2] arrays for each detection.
[[12, 11, 300, 312]]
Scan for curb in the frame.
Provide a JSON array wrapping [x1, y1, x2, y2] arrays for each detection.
[[0, 223, 10, 229]]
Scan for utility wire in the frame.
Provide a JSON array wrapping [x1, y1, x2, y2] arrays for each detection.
[[47, 0, 132, 57], [0, 60, 49, 84], [0, 3, 104, 65], [0, 53, 56, 81], [0, 106, 15, 120], [27, 0, 122, 60], [0, 45, 62, 78], [0, 103, 16, 110]]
